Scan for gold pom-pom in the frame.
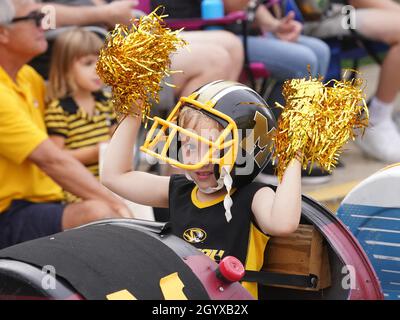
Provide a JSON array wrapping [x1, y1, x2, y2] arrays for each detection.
[[96, 7, 187, 123], [273, 75, 369, 182]]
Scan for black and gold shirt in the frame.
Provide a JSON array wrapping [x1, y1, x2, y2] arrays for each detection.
[[44, 91, 116, 178], [169, 174, 271, 299]]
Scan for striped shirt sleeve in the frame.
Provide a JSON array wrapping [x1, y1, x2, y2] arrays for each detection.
[[45, 101, 68, 138], [97, 93, 117, 126]]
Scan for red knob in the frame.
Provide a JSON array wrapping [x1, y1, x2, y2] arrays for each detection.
[[217, 256, 245, 283]]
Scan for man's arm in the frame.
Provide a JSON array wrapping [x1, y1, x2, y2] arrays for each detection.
[[0, 83, 128, 217], [28, 138, 128, 214], [39, 0, 138, 28]]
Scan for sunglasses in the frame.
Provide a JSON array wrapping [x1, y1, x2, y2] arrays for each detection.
[[11, 11, 46, 28]]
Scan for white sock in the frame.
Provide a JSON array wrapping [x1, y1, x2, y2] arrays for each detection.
[[368, 97, 394, 126]]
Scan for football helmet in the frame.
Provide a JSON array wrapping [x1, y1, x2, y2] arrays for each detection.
[[140, 80, 277, 188]]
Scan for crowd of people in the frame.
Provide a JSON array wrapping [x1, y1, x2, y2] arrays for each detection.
[[1, 0, 399, 255]]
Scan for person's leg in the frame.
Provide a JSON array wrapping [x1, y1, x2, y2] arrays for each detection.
[[0, 200, 65, 249], [171, 43, 235, 97], [356, 9, 400, 103], [0, 199, 123, 249], [244, 35, 319, 116], [245, 34, 320, 80], [181, 30, 244, 81], [62, 199, 121, 230], [348, 9, 400, 162], [171, 31, 244, 97], [245, 35, 332, 183], [296, 35, 331, 77]]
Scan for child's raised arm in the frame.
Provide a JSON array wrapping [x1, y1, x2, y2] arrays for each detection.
[[251, 158, 302, 236], [101, 116, 170, 208]]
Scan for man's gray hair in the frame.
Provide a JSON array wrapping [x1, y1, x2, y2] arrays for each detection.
[[0, 0, 16, 25], [0, 0, 37, 25]]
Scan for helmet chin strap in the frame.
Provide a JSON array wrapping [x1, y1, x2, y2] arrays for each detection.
[[186, 165, 233, 222]]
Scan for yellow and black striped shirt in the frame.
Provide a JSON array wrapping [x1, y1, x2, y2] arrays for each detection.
[[45, 91, 116, 178]]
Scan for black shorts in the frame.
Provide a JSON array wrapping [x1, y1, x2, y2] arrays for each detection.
[[0, 200, 64, 250]]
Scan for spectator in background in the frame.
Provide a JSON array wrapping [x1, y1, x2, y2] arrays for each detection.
[[0, 0, 130, 249], [303, 0, 400, 163], [147, 0, 245, 96], [30, 0, 137, 77], [45, 28, 117, 203], [223, 0, 330, 116], [33, 0, 244, 100]]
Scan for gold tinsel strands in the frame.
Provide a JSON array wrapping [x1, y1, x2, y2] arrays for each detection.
[[273, 75, 369, 182], [96, 8, 187, 123]]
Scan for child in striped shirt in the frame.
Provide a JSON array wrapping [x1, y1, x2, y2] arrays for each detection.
[[45, 27, 116, 202]]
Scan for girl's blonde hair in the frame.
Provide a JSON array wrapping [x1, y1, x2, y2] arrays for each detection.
[[47, 27, 104, 101]]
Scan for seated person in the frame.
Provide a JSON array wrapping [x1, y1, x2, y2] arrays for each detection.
[[303, 0, 400, 163], [223, 0, 331, 115], [34, 0, 244, 100], [45, 27, 117, 202], [0, 0, 130, 249], [30, 0, 137, 77]]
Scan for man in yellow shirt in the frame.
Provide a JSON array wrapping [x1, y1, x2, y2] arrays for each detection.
[[0, 0, 130, 249]]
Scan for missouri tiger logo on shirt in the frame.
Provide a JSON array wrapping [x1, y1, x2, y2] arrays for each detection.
[[183, 228, 207, 243]]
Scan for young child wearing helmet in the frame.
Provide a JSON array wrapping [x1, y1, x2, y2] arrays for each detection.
[[101, 80, 302, 298]]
